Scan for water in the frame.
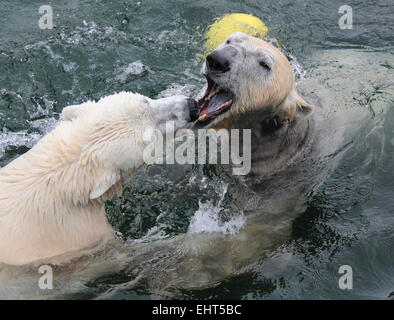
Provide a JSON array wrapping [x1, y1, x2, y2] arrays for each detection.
[[0, 0, 393, 299]]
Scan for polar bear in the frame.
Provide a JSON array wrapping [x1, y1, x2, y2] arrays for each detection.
[[127, 32, 392, 292], [193, 31, 314, 177], [0, 92, 197, 266]]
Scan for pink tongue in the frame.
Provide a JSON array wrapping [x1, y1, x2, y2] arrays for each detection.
[[199, 90, 233, 118], [200, 103, 209, 116]]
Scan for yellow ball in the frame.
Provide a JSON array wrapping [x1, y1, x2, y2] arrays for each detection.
[[204, 13, 268, 53]]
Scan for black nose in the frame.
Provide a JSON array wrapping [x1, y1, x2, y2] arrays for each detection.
[[187, 98, 199, 122], [206, 50, 231, 72]]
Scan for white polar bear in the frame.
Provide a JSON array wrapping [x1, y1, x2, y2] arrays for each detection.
[[0, 92, 196, 266]]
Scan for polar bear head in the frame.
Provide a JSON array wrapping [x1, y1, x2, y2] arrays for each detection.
[[195, 32, 312, 128], [0, 92, 197, 266], [59, 92, 197, 201]]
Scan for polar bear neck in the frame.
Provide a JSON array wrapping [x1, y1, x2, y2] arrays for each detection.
[[1, 120, 126, 208], [213, 107, 313, 176], [0, 120, 124, 265]]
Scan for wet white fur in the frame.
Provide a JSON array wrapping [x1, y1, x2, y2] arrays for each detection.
[[0, 91, 191, 265]]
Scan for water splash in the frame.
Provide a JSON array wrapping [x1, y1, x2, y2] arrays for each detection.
[[156, 83, 198, 99], [114, 61, 148, 83], [289, 53, 307, 81], [0, 129, 41, 160], [28, 117, 58, 134], [187, 181, 246, 235], [269, 38, 306, 81], [0, 118, 58, 161], [188, 201, 246, 235]]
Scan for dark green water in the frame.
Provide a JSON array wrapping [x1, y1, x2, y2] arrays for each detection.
[[0, 0, 393, 299]]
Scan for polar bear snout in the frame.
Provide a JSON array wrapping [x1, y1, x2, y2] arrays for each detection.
[[149, 95, 198, 132], [206, 46, 238, 73]]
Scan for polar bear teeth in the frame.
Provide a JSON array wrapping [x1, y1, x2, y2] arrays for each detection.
[[205, 89, 219, 101], [196, 76, 235, 124], [198, 99, 233, 121], [217, 99, 233, 111]]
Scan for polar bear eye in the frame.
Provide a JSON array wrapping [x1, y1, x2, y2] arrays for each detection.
[[259, 60, 271, 71], [226, 40, 231, 44]]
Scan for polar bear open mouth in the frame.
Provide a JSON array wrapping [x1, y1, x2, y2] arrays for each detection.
[[196, 76, 234, 124]]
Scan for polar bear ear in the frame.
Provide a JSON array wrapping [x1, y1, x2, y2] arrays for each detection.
[[89, 172, 119, 200], [62, 105, 81, 121], [278, 90, 313, 120], [295, 94, 313, 117]]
